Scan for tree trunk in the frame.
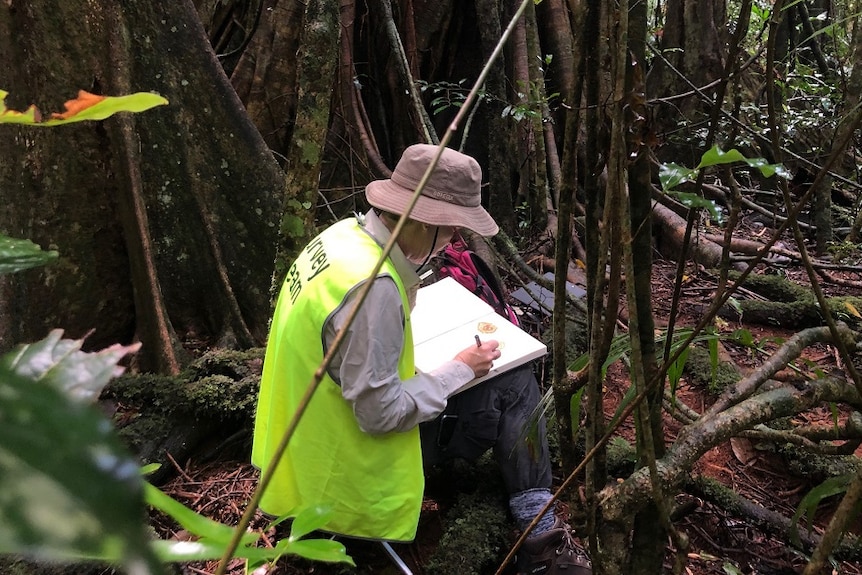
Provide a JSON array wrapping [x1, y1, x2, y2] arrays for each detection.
[[521, 0, 550, 233], [535, 0, 577, 146], [648, 0, 728, 164], [228, 0, 304, 161], [814, 6, 862, 249], [273, 0, 341, 281], [626, 2, 667, 571], [0, 0, 285, 370], [477, 0, 518, 234], [581, 0, 611, 565]]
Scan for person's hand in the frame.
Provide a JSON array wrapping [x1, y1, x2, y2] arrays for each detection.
[[454, 339, 501, 378]]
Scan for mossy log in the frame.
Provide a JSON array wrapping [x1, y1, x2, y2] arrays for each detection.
[[685, 475, 862, 561], [102, 348, 264, 484], [712, 272, 862, 330]]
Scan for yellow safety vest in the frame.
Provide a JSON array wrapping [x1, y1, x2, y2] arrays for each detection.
[[252, 218, 421, 541]]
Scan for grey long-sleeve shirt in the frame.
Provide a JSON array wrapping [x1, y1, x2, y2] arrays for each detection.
[[323, 211, 475, 435]]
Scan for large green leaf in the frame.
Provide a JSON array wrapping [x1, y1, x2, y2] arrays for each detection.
[[0, 333, 161, 573], [0, 234, 58, 274], [150, 538, 272, 563], [696, 145, 790, 179], [279, 538, 354, 563], [695, 146, 748, 169], [289, 505, 335, 540], [1, 329, 140, 402], [665, 191, 724, 223], [658, 162, 697, 191], [144, 482, 258, 547]]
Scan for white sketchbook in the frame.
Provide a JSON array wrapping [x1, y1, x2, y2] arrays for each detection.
[[411, 277, 548, 392]]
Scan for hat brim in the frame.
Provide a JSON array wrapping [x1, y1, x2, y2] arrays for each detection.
[[366, 179, 499, 237]]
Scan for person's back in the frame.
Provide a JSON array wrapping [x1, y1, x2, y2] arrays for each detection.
[[252, 217, 423, 541]]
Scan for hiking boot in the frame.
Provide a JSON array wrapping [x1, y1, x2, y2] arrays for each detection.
[[517, 519, 592, 575]]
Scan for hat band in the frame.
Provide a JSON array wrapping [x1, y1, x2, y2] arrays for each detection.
[[391, 171, 477, 208]]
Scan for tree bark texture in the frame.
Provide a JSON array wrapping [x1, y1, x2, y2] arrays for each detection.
[[647, 0, 728, 164], [599, 374, 862, 536], [0, 0, 285, 369], [228, 0, 304, 161], [273, 0, 341, 282], [626, 3, 669, 572], [812, 5, 862, 250], [477, 0, 518, 233]]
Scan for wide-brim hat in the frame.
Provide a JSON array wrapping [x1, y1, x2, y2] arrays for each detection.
[[365, 144, 499, 237]]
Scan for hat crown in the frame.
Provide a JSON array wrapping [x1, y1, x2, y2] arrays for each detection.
[[390, 144, 481, 208], [363, 143, 499, 236]]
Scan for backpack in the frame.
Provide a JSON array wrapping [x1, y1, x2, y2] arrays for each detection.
[[436, 235, 520, 326]]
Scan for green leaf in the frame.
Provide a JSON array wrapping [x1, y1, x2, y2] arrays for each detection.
[[607, 381, 638, 431], [0, 337, 160, 572], [790, 474, 852, 545], [153, 537, 346, 565], [1, 89, 167, 126], [696, 145, 789, 179], [281, 214, 307, 238], [658, 162, 697, 191], [290, 505, 335, 541], [740, 156, 790, 179], [280, 538, 354, 564], [730, 328, 755, 347], [1, 329, 141, 402], [696, 146, 748, 169], [665, 191, 724, 223], [150, 538, 273, 563], [146, 494, 351, 566], [46, 92, 168, 125], [569, 386, 585, 441], [667, 347, 690, 396], [0, 235, 58, 274], [144, 483, 258, 547]]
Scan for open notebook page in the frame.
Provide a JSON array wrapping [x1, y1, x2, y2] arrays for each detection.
[[411, 277, 547, 392]]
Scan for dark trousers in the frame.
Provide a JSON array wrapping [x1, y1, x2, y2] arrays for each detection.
[[419, 364, 552, 495]]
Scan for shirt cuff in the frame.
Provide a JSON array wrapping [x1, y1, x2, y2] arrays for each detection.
[[430, 360, 476, 398]]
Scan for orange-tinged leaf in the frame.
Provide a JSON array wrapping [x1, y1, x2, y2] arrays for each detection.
[[845, 301, 861, 318], [50, 90, 106, 120], [1, 88, 167, 126], [0, 90, 40, 123]]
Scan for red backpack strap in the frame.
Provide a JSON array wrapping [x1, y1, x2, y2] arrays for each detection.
[[436, 237, 519, 326], [465, 250, 520, 326]]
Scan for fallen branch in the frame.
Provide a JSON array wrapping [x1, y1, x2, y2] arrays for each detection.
[[706, 325, 850, 416], [599, 374, 862, 525], [651, 200, 739, 270], [684, 475, 862, 561]]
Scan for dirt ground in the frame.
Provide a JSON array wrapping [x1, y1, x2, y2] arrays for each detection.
[[150, 247, 862, 575]]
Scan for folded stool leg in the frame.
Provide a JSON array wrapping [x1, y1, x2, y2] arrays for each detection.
[[380, 541, 414, 575]]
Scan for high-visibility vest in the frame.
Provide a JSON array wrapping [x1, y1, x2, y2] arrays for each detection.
[[252, 218, 421, 542]]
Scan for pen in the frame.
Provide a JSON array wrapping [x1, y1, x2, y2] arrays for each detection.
[[475, 334, 482, 348]]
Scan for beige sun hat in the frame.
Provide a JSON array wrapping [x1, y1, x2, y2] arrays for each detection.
[[365, 144, 499, 237]]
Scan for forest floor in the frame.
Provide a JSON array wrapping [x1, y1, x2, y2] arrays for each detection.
[[150, 224, 862, 575]]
